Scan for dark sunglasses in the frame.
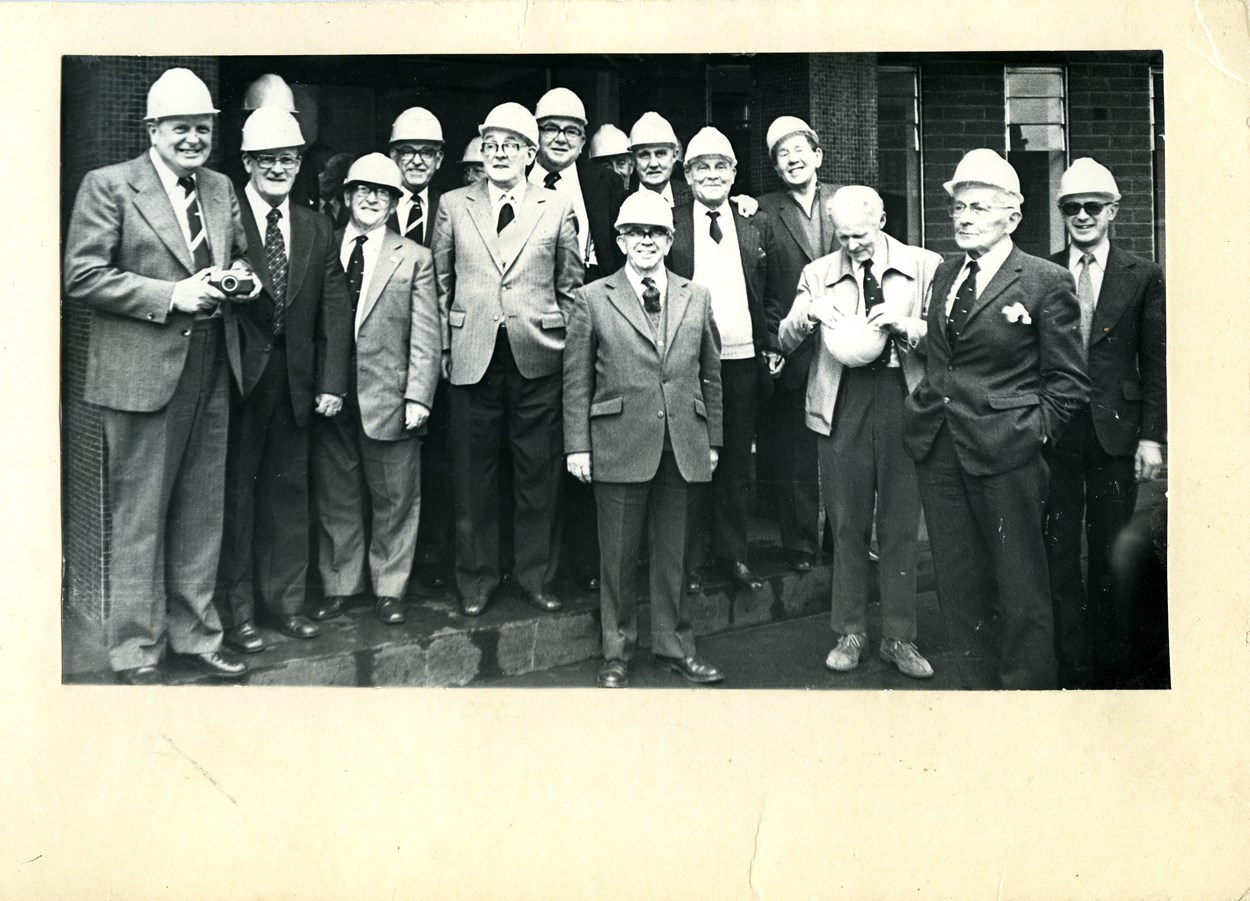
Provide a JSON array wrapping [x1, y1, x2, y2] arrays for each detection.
[[1059, 200, 1110, 217]]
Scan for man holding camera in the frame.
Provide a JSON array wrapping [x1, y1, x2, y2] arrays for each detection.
[[63, 68, 256, 684]]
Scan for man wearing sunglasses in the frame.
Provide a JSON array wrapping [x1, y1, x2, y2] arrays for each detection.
[[1044, 158, 1166, 689]]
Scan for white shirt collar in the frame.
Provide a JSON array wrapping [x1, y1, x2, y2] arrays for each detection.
[[624, 263, 667, 304], [1067, 238, 1110, 271], [637, 182, 674, 207], [530, 160, 580, 189], [488, 179, 526, 208], [963, 236, 1013, 283], [344, 218, 388, 243], [244, 182, 291, 227], [149, 148, 191, 194]]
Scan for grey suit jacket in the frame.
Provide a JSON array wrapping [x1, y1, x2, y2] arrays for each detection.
[[63, 153, 248, 411], [564, 267, 724, 484], [431, 180, 583, 386]]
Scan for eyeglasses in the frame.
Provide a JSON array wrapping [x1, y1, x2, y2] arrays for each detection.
[[539, 123, 585, 141], [393, 145, 441, 163], [254, 153, 301, 170], [1059, 200, 1111, 218], [480, 140, 525, 157], [621, 227, 671, 240], [947, 201, 1015, 219], [351, 184, 394, 200]]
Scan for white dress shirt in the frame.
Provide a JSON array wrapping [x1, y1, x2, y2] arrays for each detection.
[[624, 263, 668, 333], [148, 148, 200, 254], [395, 186, 430, 240], [1066, 238, 1110, 303], [692, 200, 753, 360], [636, 181, 675, 207], [244, 182, 291, 253], [340, 220, 387, 338], [945, 236, 1014, 316], [488, 179, 527, 221]]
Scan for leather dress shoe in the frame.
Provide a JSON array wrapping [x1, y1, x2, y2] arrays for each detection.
[[223, 620, 265, 654], [787, 553, 814, 573], [520, 590, 563, 613], [461, 595, 490, 617], [271, 614, 321, 640], [180, 650, 248, 679], [729, 560, 763, 590], [685, 571, 703, 595], [310, 595, 348, 621], [375, 596, 406, 625], [116, 665, 163, 686], [597, 659, 629, 688], [654, 653, 724, 684]]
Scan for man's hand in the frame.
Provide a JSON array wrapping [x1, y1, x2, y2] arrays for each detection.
[[1135, 441, 1163, 481], [405, 401, 430, 431], [865, 306, 904, 335], [440, 350, 451, 381], [229, 261, 263, 299], [170, 270, 226, 314], [731, 194, 759, 217], [710, 449, 720, 473], [314, 394, 343, 417], [567, 451, 592, 484], [764, 351, 785, 377]]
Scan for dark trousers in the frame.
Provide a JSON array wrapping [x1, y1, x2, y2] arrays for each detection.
[[595, 452, 696, 661], [820, 367, 921, 641], [687, 357, 757, 571], [217, 347, 310, 626], [1043, 407, 1139, 688], [414, 379, 454, 575], [449, 330, 563, 601], [563, 473, 601, 580], [101, 320, 227, 671], [757, 381, 819, 557], [916, 423, 1057, 689]]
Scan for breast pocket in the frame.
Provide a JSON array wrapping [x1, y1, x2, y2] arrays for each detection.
[[541, 311, 566, 330], [448, 309, 466, 329]]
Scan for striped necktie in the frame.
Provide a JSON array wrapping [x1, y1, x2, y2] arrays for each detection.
[[177, 176, 212, 271], [405, 195, 424, 245]]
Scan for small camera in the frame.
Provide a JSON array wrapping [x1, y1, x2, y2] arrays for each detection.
[[208, 271, 255, 298]]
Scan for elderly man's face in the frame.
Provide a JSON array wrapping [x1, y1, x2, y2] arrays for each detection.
[[346, 183, 398, 232], [686, 156, 735, 208], [633, 144, 677, 190], [598, 154, 635, 189], [462, 163, 486, 187], [773, 134, 822, 190], [537, 117, 586, 173], [389, 142, 443, 192], [147, 115, 214, 177], [951, 185, 1020, 258], [1061, 193, 1118, 251], [831, 204, 886, 264], [480, 128, 536, 190], [616, 224, 673, 274], [243, 146, 302, 205]]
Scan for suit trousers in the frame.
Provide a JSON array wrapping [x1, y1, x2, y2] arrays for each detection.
[[217, 346, 310, 626], [414, 379, 454, 574], [1043, 407, 1139, 688], [312, 391, 422, 600], [820, 366, 921, 641], [687, 357, 757, 570], [449, 329, 563, 601], [595, 452, 696, 661], [101, 320, 227, 670], [916, 423, 1057, 689], [757, 381, 820, 557]]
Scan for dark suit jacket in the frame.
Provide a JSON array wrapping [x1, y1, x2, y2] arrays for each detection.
[[576, 161, 626, 275], [903, 244, 1090, 477], [63, 153, 249, 412], [238, 200, 351, 427], [387, 188, 441, 248], [1049, 244, 1166, 455], [628, 175, 693, 209], [757, 184, 837, 391], [564, 267, 723, 484]]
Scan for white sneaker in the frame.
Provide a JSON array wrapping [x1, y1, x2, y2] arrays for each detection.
[[825, 632, 868, 672], [879, 639, 935, 679]]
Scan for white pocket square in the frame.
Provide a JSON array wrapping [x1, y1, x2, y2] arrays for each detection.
[[1002, 302, 1032, 325]]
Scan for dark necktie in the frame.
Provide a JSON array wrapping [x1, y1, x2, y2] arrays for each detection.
[[497, 199, 515, 233], [641, 276, 661, 314], [405, 195, 424, 245], [1077, 252, 1096, 346], [177, 176, 212, 271], [707, 210, 723, 244], [346, 234, 367, 322], [861, 259, 892, 369], [947, 259, 979, 346], [264, 207, 288, 335], [543, 170, 560, 190]]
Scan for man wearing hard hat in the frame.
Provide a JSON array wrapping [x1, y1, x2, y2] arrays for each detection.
[[224, 73, 321, 212], [460, 138, 486, 186], [564, 190, 725, 687], [588, 123, 634, 191], [628, 111, 692, 207], [902, 148, 1089, 690], [667, 126, 778, 595], [63, 67, 256, 684], [311, 153, 441, 627], [431, 102, 583, 617], [215, 107, 352, 654], [1043, 158, 1166, 689], [780, 186, 942, 679], [756, 116, 839, 576], [385, 107, 444, 248]]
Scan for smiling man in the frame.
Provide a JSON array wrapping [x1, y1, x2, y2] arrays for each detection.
[[628, 112, 691, 207]]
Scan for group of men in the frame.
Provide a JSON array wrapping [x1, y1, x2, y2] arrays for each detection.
[[64, 67, 1164, 690]]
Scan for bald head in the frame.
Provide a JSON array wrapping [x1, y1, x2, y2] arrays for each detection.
[[828, 185, 887, 263]]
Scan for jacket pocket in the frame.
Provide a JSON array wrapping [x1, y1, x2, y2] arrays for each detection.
[[1121, 381, 1143, 401], [985, 392, 1041, 410], [448, 309, 466, 328], [590, 395, 623, 417], [540, 311, 566, 330], [694, 396, 707, 419]]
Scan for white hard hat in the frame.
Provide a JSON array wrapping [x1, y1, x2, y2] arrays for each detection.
[[145, 68, 218, 120], [1058, 158, 1121, 201], [389, 107, 444, 145], [589, 124, 630, 159], [343, 153, 404, 194], [614, 190, 674, 233], [534, 87, 586, 124], [943, 148, 1022, 200], [461, 137, 484, 164], [766, 116, 818, 155], [479, 102, 539, 147], [240, 107, 305, 152], [684, 127, 736, 166], [242, 74, 297, 113], [823, 317, 889, 368], [628, 112, 680, 149]]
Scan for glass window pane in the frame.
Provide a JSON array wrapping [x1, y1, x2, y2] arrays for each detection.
[[878, 122, 912, 147], [1010, 124, 1064, 150], [1007, 70, 1063, 97], [1009, 97, 1064, 124], [879, 95, 916, 124], [878, 69, 915, 97]]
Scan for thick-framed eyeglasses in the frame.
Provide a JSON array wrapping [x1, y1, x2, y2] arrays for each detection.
[[539, 123, 585, 141], [1059, 200, 1110, 218], [621, 227, 671, 240], [254, 153, 301, 170], [480, 140, 525, 157], [352, 184, 395, 201], [393, 145, 441, 163], [947, 201, 1014, 219]]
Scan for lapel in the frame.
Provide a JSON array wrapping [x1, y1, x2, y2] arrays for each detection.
[[733, 207, 759, 282], [498, 186, 548, 275], [662, 273, 693, 365], [465, 180, 506, 273], [603, 269, 657, 350], [129, 155, 195, 275], [359, 229, 404, 327], [822, 250, 862, 316], [961, 244, 1023, 329], [285, 204, 313, 302], [817, 184, 836, 255], [927, 256, 961, 354], [1089, 243, 1136, 346], [668, 202, 695, 276], [774, 186, 822, 263], [241, 203, 271, 293]]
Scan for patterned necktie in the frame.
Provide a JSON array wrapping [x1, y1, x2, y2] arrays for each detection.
[[947, 259, 979, 346], [543, 170, 560, 190], [707, 210, 723, 244], [405, 195, 424, 245], [641, 276, 661, 314], [177, 176, 212, 271], [264, 207, 288, 335], [862, 259, 892, 369], [346, 234, 367, 321], [497, 199, 515, 233], [1077, 252, 1096, 346]]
